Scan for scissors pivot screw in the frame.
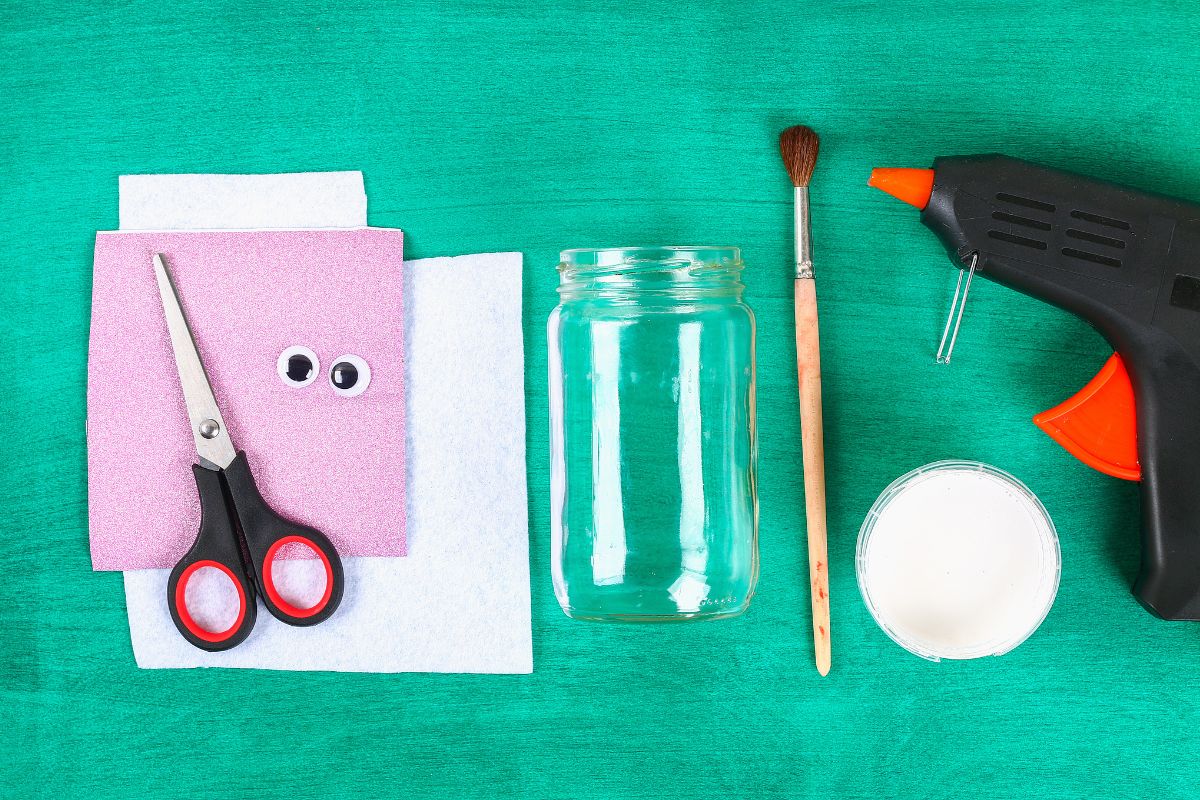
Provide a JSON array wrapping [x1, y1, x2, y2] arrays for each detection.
[[198, 419, 221, 439]]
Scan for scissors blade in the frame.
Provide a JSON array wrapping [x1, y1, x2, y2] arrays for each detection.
[[153, 253, 237, 470]]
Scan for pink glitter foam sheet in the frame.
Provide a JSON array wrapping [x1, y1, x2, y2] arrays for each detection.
[[88, 229, 406, 570]]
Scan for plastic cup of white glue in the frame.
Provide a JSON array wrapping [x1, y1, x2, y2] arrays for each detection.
[[856, 461, 1060, 661]]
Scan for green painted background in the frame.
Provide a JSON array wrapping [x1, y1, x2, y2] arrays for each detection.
[[5, 1, 1200, 797]]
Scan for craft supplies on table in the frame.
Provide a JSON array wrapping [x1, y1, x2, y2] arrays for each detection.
[[88, 144, 1200, 680], [548, 246, 758, 622], [856, 461, 1060, 661], [93, 171, 531, 673]]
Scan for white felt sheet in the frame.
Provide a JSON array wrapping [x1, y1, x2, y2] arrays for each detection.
[[117, 174, 531, 673], [119, 172, 368, 230]]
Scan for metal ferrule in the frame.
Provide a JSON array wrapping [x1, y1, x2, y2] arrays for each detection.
[[794, 186, 814, 279]]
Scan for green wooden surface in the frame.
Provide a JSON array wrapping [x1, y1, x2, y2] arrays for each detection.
[[4, 2, 1200, 797]]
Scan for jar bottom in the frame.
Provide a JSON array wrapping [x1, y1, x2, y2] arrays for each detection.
[[559, 600, 752, 623]]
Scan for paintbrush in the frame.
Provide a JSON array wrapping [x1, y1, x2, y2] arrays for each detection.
[[779, 124, 831, 676]]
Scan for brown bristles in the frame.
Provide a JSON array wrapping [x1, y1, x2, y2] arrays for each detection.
[[779, 125, 820, 187]]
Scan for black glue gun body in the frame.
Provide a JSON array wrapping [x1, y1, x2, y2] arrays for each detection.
[[920, 155, 1200, 620]]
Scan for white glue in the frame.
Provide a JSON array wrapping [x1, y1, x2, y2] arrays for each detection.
[[856, 461, 1060, 660]]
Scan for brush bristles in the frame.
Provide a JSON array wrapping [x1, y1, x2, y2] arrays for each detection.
[[779, 125, 820, 187]]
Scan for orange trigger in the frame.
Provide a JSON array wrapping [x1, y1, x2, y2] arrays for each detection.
[[1033, 353, 1140, 481]]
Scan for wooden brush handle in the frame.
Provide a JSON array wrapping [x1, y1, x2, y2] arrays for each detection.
[[795, 278, 831, 676]]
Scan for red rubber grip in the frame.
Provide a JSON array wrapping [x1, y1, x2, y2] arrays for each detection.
[[261, 535, 334, 619], [174, 560, 248, 643]]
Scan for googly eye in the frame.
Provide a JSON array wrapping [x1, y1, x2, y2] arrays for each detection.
[[277, 345, 319, 388], [329, 354, 371, 397]]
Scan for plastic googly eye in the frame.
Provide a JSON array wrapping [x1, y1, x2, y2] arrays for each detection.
[[329, 354, 370, 397], [277, 345, 320, 388]]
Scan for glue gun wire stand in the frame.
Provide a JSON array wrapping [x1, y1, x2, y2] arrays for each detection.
[[871, 155, 1200, 621], [936, 252, 978, 364]]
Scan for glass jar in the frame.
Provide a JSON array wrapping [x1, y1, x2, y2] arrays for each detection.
[[548, 246, 758, 621]]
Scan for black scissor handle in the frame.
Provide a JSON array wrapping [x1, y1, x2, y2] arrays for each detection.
[[167, 464, 258, 652], [222, 452, 345, 626]]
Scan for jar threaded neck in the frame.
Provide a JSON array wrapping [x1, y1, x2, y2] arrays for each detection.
[[557, 246, 744, 301]]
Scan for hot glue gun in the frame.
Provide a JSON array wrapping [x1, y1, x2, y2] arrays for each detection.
[[870, 155, 1200, 620]]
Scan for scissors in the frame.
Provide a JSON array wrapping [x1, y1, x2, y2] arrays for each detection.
[[154, 253, 344, 651]]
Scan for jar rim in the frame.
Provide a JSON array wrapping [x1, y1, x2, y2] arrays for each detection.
[[559, 246, 742, 271]]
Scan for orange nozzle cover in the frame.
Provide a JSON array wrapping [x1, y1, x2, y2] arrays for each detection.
[[869, 168, 935, 210], [1033, 352, 1140, 481]]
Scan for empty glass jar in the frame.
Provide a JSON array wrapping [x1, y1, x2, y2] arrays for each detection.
[[548, 246, 758, 621]]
